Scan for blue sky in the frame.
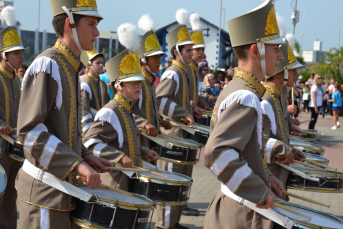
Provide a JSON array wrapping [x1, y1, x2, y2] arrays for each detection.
[[13, 0, 343, 52]]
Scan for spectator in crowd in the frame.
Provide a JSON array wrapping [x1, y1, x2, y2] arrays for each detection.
[[335, 80, 339, 86], [302, 82, 311, 113], [323, 81, 330, 116], [200, 74, 220, 108], [198, 63, 209, 91], [99, 71, 115, 100], [328, 78, 336, 115], [329, 85, 343, 129], [309, 74, 324, 129], [17, 64, 28, 84], [223, 75, 232, 89], [307, 73, 315, 86], [296, 75, 305, 87], [213, 67, 226, 89], [159, 57, 173, 76]]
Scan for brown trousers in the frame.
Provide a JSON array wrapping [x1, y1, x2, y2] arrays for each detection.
[[155, 160, 193, 229], [204, 190, 273, 229], [0, 157, 22, 229], [18, 200, 81, 229]]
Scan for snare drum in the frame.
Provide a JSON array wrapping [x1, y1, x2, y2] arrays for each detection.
[[144, 132, 201, 164], [129, 171, 192, 206], [0, 165, 6, 199], [195, 113, 211, 127], [299, 129, 318, 142], [1, 132, 24, 162], [290, 137, 325, 156], [274, 200, 343, 228], [170, 120, 210, 145], [71, 186, 154, 229], [302, 152, 329, 165], [287, 166, 343, 193]]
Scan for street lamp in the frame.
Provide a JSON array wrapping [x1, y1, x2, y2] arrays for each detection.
[[300, 33, 304, 55], [337, 29, 340, 49], [221, 8, 225, 29]]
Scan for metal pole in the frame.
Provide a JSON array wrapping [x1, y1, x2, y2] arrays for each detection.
[[300, 34, 304, 56], [292, 0, 297, 34], [218, 0, 222, 66], [109, 36, 113, 59], [38, 0, 40, 53], [338, 30, 341, 49]]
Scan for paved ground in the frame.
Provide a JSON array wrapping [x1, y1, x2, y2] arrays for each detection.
[[16, 112, 343, 228], [148, 112, 343, 228]]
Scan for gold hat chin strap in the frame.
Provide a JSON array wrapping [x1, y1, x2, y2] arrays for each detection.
[[257, 42, 267, 78], [61, 6, 84, 53], [176, 45, 186, 65], [90, 66, 99, 76], [1, 52, 15, 71]]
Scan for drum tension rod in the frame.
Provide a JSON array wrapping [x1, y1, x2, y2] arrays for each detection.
[[148, 208, 155, 229], [109, 201, 118, 228], [87, 203, 95, 227], [145, 179, 150, 197], [132, 206, 140, 229]]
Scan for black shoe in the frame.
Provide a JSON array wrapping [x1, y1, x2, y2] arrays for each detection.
[[182, 207, 199, 216], [174, 223, 190, 229]]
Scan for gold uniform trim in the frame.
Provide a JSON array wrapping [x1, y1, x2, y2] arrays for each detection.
[[87, 73, 101, 111], [54, 40, 80, 72], [3, 29, 22, 48], [115, 94, 132, 113], [191, 31, 205, 45], [145, 33, 162, 52], [177, 27, 192, 43], [172, 60, 187, 109], [265, 5, 280, 36], [119, 53, 141, 76], [262, 82, 281, 97], [190, 62, 198, 102], [233, 68, 265, 98], [142, 69, 154, 84], [0, 64, 14, 80], [0, 74, 10, 124], [76, 0, 97, 8], [101, 81, 106, 107], [142, 70, 153, 124]]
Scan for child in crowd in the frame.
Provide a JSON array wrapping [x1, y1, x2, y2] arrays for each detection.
[[329, 85, 343, 129]]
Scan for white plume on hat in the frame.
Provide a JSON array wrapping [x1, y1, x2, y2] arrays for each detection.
[[117, 23, 140, 53], [2, 6, 16, 27], [276, 13, 287, 38], [190, 13, 201, 32], [285, 33, 295, 50], [176, 9, 189, 25], [138, 14, 155, 32]]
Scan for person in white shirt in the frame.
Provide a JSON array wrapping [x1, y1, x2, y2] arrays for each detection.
[[309, 74, 324, 129]]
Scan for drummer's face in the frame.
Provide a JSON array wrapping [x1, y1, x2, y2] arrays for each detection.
[[146, 54, 162, 74], [121, 81, 142, 100]]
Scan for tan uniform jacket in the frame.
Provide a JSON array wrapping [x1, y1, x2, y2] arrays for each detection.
[[83, 96, 149, 190], [16, 40, 89, 211], [0, 65, 21, 158], [156, 61, 192, 138], [132, 70, 160, 148], [187, 62, 199, 105], [81, 73, 109, 138]]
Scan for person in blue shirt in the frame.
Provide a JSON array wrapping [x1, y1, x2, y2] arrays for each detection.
[[329, 85, 343, 129], [99, 72, 115, 100], [200, 74, 221, 108]]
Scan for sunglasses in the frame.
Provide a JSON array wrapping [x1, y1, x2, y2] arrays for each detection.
[[203, 69, 209, 71]]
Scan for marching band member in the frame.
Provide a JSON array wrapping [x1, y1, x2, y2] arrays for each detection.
[[80, 49, 110, 137], [189, 13, 207, 109], [132, 14, 172, 149], [16, 1, 111, 228], [0, 6, 25, 229], [204, 1, 287, 228], [262, 38, 306, 200], [83, 23, 158, 191]]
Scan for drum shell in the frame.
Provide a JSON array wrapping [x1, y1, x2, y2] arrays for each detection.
[[129, 178, 190, 204], [194, 116, 210, 127], [152, 143, 197, 162], [7, 143, 24, 162], [287, 173, 343, 193], [188, 132, 208, 145], [71, 198, 151, 229]]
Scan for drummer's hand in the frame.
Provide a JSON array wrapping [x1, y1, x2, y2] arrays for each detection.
[[287, 105, 297, 115], [198, 98, 208, 109], [295, 151, 306, 161], [190, 100, 197, 107], [290, 124, 302, 136], [0, 124, 13, 135], [184, 113, 195, 125], [159, 119, 172, 130], [120, 155, 135, 168], [279, 153, 295, 165], [256, 190, 276, 209], [145, 123, 158, 137], [75, 161, 101, 189], [193, 107, 203, 119], [269, 175, 284, 197], [291, 118, 300, 126], [84, 154, 112, 173], [147, 150, 158, 161]]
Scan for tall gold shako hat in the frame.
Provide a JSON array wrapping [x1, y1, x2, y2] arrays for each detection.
[[166, 9, 194, 65], [138, 14, 165, 74], [227, 0, 286, 78], [0, 6, 25, 70], [190, 13, 205, 49], [50, 0, 103, 52], [80, 48, 103, 75], [105, 22, 144, 94]]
